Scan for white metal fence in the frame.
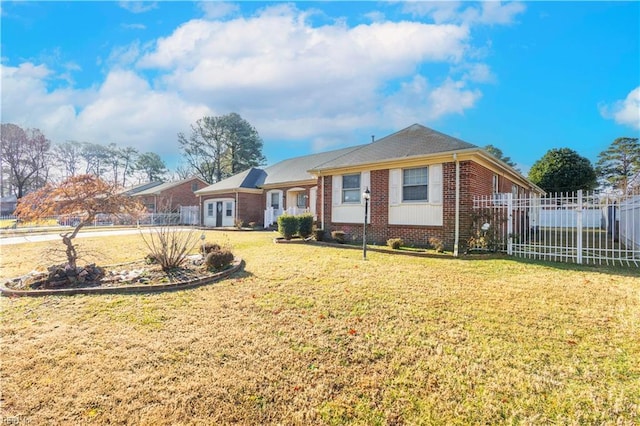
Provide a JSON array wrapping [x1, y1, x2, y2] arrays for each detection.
[[471, 190, 640, 267]]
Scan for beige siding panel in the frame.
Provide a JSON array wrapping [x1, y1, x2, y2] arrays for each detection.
[[332, 204, 365, 224], [389, 203, 443, 226]]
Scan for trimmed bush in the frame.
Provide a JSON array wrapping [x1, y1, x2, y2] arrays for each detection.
[[277, 214, 298, 240], [248, 221, 257, 229], [234, 219, 244, 229], [200, 242, 221, 255], [313, 229, 325, 241], [298, 213, 314, 239], [204, 250, 234, 271], [387, 238, 403, 250], [331, 230, 346, 244]]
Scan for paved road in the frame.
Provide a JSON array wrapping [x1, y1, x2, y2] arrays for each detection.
[[0, 228, 195, 246]]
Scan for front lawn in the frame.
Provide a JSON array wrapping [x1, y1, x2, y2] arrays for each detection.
[[0, 231, 638, 424]]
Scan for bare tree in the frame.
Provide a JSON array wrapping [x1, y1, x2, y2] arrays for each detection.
[[0, 123, 52, 198], [53, 141, 84, 179], [15, 174, 144, 269]]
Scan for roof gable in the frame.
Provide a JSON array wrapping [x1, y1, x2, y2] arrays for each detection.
[[195, 168, 267, 194], [133, 177, 207, 196], [311, 124, 478, 171]]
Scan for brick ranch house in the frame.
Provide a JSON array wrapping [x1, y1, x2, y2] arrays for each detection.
[[123, 176, 208, 213], [196, 124, 543, 253]]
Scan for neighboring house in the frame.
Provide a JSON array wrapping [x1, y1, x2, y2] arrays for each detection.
[[0, 195, 17, 216], [125, 177, 209, 213], [196, 124, 543, 252]]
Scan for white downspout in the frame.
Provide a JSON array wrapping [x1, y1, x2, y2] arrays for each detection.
[[453, 153, 460, 257], [235, 191, 239, 224], [321, 176, 325, 230]]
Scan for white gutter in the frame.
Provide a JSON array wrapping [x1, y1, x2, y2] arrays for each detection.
[[453, 153, 460, 257], [321, 176, 325, 230], [235, 191, 239, 223]]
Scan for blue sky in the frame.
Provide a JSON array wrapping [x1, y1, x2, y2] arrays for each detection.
[[2, 1, 639, 176]]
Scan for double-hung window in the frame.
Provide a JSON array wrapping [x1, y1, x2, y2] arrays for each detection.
[[225, 202, 233, 217], [342, 174, 361, 203], [403, 167, 428, 201]]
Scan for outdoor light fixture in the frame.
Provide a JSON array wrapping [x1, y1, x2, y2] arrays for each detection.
[[363, 187, 371, 260]]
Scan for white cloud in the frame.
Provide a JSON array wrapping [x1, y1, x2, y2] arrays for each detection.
[[1, 63, 210, 166], [118, 1, 157, 14], [198, 1, 239, 20], [600, 87, 640, 130], [402, 1, 525, 26], [122, 23, 146, 30], [135, 4, 472, 144], [2, 3, 504, 166]]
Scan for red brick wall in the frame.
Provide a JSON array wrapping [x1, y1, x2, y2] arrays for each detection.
[[320, 161, 528, 252], [136, 179, 205, 212]]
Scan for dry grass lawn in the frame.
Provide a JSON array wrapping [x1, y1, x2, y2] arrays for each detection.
[[0, 230, 639, 425]]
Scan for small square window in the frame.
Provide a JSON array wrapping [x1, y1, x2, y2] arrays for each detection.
[[225, 202, 233, 217], [191, 182, 198, 191]]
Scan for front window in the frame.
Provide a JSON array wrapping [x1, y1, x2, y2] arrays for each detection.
[[207, 203, 214, 217], [225, 202, 233, 217], [296, 193, 306, 208], [270, 192, 280, 210], [403, 167, 428, 201], [342, 174, 361, 203]]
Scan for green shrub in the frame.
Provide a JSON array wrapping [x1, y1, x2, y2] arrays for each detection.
[[331, 230, 346, 244], [200, 242, 222, 255], [428, 237, 444, 253], [277, 214, 298, 240], [204, 250, 234, 271], [313, 229, 325, 241], [298, 213, 314, 239], [387, 238, 403, 250]]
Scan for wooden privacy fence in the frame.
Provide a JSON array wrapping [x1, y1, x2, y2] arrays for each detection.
[[471, 190, 640, 267]]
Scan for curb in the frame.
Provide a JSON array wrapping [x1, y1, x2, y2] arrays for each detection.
[[0, 258, 244, 297]]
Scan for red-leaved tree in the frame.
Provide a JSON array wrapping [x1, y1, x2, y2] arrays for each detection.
[[14, 174, 144, 269]]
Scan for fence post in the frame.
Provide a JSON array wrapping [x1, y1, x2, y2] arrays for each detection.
[[507, 193, 513, 255], [576, 190, 583, 264]]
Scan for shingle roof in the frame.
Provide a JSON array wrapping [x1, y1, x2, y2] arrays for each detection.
[[262, 145, 363, 185], [133, 177, 206, 196], [120, 181, 164, 195], [195, 167, 267, 194], [310, 124, 478, 171]]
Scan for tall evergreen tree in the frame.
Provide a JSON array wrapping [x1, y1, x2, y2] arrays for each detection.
[[596, 137, 640, 193], [178, 113, 266, 183]]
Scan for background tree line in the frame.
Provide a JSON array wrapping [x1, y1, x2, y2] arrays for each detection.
[[1, 124, 170, 198], [2, 116, 637, 201]]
